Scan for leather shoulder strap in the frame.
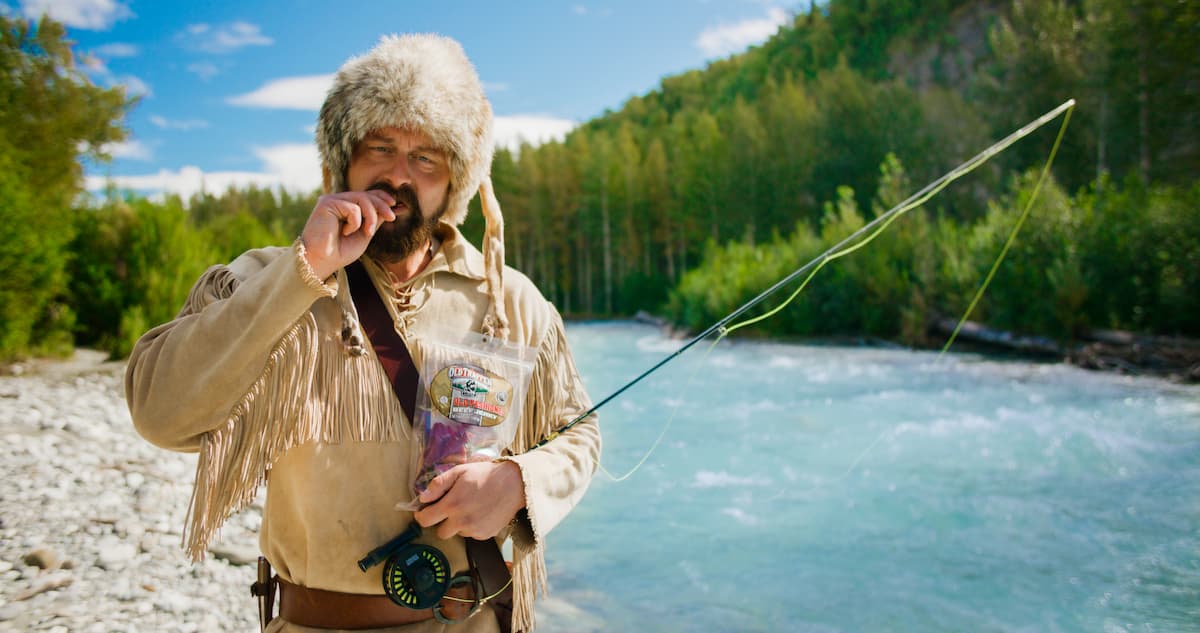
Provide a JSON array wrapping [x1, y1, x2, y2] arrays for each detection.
[[345, 260, 419, 422]]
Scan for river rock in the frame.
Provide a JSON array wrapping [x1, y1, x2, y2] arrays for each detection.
[[210, 543, 259, 566], [96, 541, 138, 569], [0, 360, 262, 632], [22, 547, 61, 570]]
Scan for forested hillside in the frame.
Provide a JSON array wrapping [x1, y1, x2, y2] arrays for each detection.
[[2, 0, 1197, 362], [487, 0, 1198, 342]]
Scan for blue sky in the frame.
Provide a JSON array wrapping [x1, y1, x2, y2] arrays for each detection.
[[6, 0, 797, 199]]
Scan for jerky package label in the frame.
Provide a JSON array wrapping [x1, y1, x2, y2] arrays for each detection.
[[428, 364, 514, 427]]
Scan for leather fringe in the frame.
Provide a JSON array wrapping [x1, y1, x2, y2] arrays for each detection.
[[504, 318, 575, 632], [179, 257, 571, 633], [181, 266, 407, 561]]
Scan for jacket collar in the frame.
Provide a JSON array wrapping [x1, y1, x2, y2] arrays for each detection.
[[409, 221, 487, 283]]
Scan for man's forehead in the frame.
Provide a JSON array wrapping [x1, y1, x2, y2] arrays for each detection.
[[361, 127, 442, 152]]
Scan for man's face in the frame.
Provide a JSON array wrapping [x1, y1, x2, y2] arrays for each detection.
[[347, 127, 451, 263]]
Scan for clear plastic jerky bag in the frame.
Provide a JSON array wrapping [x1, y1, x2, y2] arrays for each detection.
[[398, 329, 536, 510]]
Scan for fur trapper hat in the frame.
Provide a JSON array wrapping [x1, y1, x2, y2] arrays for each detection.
[[317, 34, 493, 226], [318, 34, 509, 337]]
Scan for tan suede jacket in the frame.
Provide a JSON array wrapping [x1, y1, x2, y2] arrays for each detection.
[[126, 223, 600, 632]]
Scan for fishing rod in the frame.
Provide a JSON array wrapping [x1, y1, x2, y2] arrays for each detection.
[[538, 98, 1076, 447]]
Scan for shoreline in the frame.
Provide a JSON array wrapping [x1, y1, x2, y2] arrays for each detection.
[[563, 315, 1200, 384]]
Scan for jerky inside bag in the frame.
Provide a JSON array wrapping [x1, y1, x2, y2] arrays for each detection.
[[400, 329, 535, 509]]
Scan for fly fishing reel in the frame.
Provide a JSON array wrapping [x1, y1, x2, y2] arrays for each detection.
[[357, 523, 450, 609]]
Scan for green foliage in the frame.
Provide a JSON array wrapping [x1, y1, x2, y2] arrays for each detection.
[[1074, 178, 1200, 335], [0, 142, 75, 356], [70, 197, 220, 357], [7, 2, 1200, 360], [0, 16, 130, 360], [953, 170, 1081, 338], [667, 154, 1200, 344]]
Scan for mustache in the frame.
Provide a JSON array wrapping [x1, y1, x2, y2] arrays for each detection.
[[367, 183, 420, 210]]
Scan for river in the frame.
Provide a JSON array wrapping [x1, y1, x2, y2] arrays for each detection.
[[538, 322, 1200, 633]]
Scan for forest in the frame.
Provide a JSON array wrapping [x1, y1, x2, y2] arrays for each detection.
[[1, 0, 1197, 362]]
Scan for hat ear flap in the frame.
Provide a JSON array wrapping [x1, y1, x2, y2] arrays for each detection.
[[479, 175, 508, 340], [321, 165, 334, 195]]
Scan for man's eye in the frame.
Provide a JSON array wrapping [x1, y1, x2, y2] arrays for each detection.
[[371, 146, 394, 154]]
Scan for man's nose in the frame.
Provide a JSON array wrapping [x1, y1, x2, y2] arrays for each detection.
[[380, 155, 412, 189]]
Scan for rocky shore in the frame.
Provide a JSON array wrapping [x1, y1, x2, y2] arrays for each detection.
[[0, 351, 596, 633], [0, 352, 261, 633]]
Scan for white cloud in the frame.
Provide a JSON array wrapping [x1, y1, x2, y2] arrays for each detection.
[[494, 115, 576, 151], [117, 74, 151, 97], [179, 21, 273, 54], [86, 115, 575, 199], [227, 74, 334, 110], [81, 53, 108, 72], [696, 7, 788, 58], [87, 166, 277, 200], [86, 143, 320, 200], [80, 55, 150, 98], [20, 0, 132, 30], [252, 143, 322, 190], [572, 4, 610, 17], [149, 115, 208, 131], [94, 41, 138, 58], [100, 139, 152, 160], [187, 62, 220, 81]]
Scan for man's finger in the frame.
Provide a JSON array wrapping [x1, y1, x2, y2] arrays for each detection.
[[342, 192, 384, 236], [331, 199, 362, 236], [413, 502, 446, 529], [420, 467, 463, 504], [436, 518, 460, 540], [365, 190, 398, 221]]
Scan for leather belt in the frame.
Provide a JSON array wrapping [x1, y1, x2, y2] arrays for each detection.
[[277, 577, 477, 630]]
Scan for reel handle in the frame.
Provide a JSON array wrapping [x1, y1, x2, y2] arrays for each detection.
[[357, 523, 422, 572]]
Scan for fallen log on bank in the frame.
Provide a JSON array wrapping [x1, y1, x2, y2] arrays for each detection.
[[931, 319, 1200, 382], [1071, 329, 1200, 382], [932, 318, 1064, 356]]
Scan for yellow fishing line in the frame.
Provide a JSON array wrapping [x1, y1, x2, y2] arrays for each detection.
[[939, 107, 1074, 356], [598, 337, 721, 481], [596, 101, 1076, 482]]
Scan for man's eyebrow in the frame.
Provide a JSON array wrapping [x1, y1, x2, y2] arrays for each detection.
[[412, 145, 445, 156]]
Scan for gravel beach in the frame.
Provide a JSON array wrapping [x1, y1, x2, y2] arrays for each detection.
[[0, 352, 261, 633], [0, 352, 595, 633]]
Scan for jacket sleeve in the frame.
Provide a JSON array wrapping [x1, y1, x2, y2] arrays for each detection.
[[125, 241, 338, 452], [502, 310, 601, 546]]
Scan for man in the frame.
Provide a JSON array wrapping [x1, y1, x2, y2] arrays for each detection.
[[125, 34, 600, 632]]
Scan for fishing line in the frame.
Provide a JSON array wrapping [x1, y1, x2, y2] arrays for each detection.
[[938, 105, 1074, 356], [557, 99, 1076, 482], [596, 334, 722, 481], [692, 103, 1076, 488]]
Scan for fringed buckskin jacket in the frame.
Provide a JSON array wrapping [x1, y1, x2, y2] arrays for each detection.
[[126, 223, 601, 632]]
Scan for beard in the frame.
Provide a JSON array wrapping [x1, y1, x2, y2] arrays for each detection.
[[363, 182, 447, 263]]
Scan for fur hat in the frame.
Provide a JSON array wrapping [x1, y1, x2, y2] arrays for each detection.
[[318, 34, 509, 337], [316, 33, 494, 226]]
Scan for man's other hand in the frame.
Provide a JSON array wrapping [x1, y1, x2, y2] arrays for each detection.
[[413, 460, 526, 540], [300, 191, 397, 280]]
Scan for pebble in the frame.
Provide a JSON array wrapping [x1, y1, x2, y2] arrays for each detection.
[[96, 541, 137, 569], [23, 547, 61, 570], [0, 362, 258, 632], [0, 356, 579, 631]]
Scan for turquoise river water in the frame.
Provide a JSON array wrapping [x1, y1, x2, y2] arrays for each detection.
[[534, 322, 1200, 633]]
